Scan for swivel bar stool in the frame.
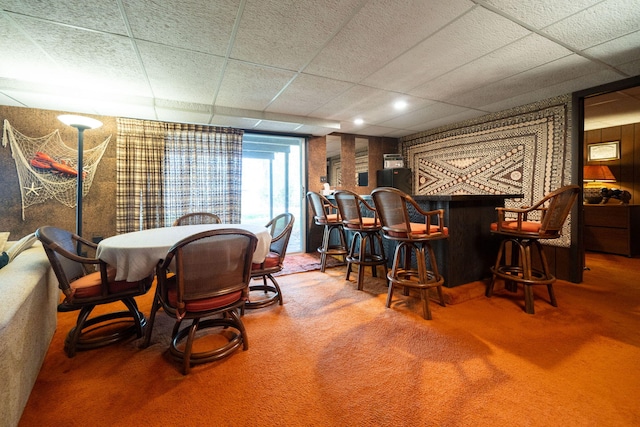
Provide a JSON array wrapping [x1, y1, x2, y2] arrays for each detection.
[[307, 191, 348, 272], [371, 187, 448, 320], [486, 185, 580, 314], [334, 190, 387, 291]]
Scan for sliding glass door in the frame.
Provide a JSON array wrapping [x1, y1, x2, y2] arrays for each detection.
[[241, 133, 305, 253]]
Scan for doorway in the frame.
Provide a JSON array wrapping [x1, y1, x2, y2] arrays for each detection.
[[241, 133, 305, 253]]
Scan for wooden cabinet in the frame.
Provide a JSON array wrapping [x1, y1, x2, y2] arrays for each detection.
[[584, 204, 640, 256]]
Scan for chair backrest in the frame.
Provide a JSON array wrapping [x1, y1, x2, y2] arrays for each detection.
[[306, 191, 338, 225], [266, 213, 295, 259], [158, 229, 257, 307], [173, 212, 222, 226], [36, 226, 91, 294], [371, 187, 445, 240], [334, 190, 378, 230], [537, 185, 581, 237], [371, 187, 413, 237]]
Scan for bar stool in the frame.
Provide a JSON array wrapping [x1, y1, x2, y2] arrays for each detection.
[[371, 187, 448, 320], [334, 190, 387, 291], [486, 185, 580, 314], [306, 191, 348, 272]]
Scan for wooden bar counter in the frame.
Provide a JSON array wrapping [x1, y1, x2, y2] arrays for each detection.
[[407, 194, 523, 287]]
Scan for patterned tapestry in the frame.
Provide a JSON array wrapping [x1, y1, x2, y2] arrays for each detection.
[[401, 96, 573, 246]]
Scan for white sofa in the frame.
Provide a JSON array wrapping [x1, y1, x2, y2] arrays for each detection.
[[0, 241, 58, 427]]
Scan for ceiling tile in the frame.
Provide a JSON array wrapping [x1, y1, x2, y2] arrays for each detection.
[[445, 54, 611, 109], [379, 102, 475, 130], [542, 0, 640, 50], [216, 61, 295, 111], [410, 33, 572, 100], [584, 30, 640, 67], [266, 74, 354, 116], [362, 6, 531, 93], [231, 0, 364, 71], [482, 0, 602, 29], [123, 0, 239, 56], [10, 16, 149, 96], [305, 0, 473, 82], [0, 0, 128, 34], [137, 41, 225, 104], [311, 85, 435, 123]]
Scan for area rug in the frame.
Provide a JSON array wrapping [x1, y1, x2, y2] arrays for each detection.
[[275, 251, 343, 276]]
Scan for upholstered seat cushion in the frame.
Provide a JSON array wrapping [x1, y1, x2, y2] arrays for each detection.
[[315, 213, 341, 224], [165, 276, 243, 312], [344, 217, 380, 230], [70, 268, 146, 299], [491, 221, 541, 233], [386, 222, 449, 238], [251, 251, 280, 270]]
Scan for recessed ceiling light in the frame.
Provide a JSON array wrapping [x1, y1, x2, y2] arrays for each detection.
[[394, 100, 408, 110], [354, 118, 364, 125]]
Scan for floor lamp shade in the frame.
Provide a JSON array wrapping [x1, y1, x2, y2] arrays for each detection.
[[57, 115, 103, 244]]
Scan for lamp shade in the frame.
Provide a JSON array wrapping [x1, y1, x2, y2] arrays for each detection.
[[58, 115, 102, 130], [583, 165, 616, 182]]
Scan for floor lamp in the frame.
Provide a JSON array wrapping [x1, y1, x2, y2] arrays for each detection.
[[58, 115, 103, 251]]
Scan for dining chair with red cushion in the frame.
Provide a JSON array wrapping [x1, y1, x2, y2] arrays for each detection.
[[36, 226, 152, 357], [371, 187, 448, 320], [486, 184, 580, 314], [172, 212, 222, 226], [245, 213, 295, 310], [142, 228, 257, 374]]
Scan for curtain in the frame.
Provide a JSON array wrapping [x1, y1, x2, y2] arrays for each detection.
[[116, 118, 166, 233], [163, 123, 243, 224], [116, 118, 244, 233]]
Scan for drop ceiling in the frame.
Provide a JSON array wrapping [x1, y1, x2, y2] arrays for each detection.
[[1, 0, 639, 137]]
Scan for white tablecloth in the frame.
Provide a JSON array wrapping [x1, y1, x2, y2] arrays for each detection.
[[96, 224, 271, 282]]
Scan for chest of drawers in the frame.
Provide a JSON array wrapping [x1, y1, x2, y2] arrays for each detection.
[[584, 204, 639, 257]]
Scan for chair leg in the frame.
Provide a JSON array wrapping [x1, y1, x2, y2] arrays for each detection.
[[65, 305, 96, 357], [319, 226, 330, 272], [183, 319, 199, 375], [487, 239, 507, 297], [420, 288, 432, 320], [141, 292, 162, 348], [524, 284, 535, 314]]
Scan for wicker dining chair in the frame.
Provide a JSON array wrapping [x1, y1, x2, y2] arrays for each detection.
[[245, 213, 295, 310], [36, 226, 152, 357], [142, 228, 257, 374], [172, 212, 222, 226]]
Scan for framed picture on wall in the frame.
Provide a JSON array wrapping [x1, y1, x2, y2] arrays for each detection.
[[587, 141, 619, 161]]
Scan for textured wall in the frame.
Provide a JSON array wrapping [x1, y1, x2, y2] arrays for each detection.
[[1, 106, 116, 241], [401, 95, 574, 247]]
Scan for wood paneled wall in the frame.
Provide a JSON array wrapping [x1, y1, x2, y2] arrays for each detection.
[[585, 122, 640, 203]]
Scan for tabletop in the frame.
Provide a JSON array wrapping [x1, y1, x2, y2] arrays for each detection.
[[96, 224, 272, 282]]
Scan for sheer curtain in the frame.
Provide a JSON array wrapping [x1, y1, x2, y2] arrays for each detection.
[[116, 118, 243, 233], [163, 123, 243, 224]]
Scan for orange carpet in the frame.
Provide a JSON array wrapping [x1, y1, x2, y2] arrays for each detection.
[[19, 252, 640, 426]]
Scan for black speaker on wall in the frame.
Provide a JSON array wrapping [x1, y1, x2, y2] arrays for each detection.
[[376, 168, 412, 194]]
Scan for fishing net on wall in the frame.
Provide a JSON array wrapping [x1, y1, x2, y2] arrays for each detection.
[[2, 120, 110, 219]]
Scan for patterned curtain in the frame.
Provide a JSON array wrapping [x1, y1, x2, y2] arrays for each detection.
[[163, 123, 243, 224], [116, 119, 244, 233], [116, 118, 166, 233]]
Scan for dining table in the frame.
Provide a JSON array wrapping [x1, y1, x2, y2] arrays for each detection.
[[96, 223, 272, 282]]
